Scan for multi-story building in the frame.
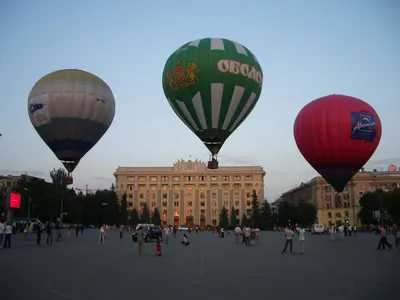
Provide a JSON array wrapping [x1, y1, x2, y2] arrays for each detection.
[[114, 159, 265, 228], [279, 170, 400, 227]]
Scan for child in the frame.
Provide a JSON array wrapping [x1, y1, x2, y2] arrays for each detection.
[[181, 233, 189, 246], [155, 238, 162, 256]]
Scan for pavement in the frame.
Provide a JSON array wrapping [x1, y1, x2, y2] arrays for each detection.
[[0, 230, 398, 300]]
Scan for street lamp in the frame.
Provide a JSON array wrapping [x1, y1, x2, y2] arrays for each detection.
[[24, 187, 32, 219]]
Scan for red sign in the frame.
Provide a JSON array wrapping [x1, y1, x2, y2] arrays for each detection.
[[388, 164, 397, 173], [9, 192, 21, 209]]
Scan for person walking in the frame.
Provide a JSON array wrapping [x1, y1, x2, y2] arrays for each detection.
[[298, 226, 306, 254], [4, 222, 12, 248], [137, 226, 144, 256], [281, 226, 294, 254], [0, 220, 5, 248]]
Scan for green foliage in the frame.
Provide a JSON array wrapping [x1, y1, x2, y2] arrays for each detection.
[[230, 206, 237, 228], [241, 213, 248, 226], [49, 168, 68, 186], [277, 201, 316, 226], [140, 203, 150, 223], [118, 193, 128, 225], [152, 207, 161, 226], [219, 206, 229, 229], [251, 189, 261, 228], [260, 200, 273, 229], [130, 208, 139, 226], [358, 188, 400, 225]]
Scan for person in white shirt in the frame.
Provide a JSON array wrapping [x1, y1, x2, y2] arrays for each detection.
[[281, 227, 294, 254], [163, 226, 170, 244], [4, 222, 12, 248], [234, 226, 241, 244], [0, 220, 5, 248]]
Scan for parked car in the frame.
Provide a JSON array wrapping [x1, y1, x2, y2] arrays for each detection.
[[311, 224, 325, 235], [179, 225, 189, 231], [132, 225, 162, 242]]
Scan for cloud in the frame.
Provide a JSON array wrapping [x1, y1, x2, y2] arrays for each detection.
[[367, 158, 400, 166], [91, 176, 114, 182], [220, 154, 255, 165], [0, 169, 47, 177]]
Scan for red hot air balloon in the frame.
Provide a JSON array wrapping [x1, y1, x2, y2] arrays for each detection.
[[294, 94, 382, 193]]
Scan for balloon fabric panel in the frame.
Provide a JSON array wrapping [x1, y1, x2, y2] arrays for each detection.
[[294, 94, 381, 192], [162, 38, 263, 155]]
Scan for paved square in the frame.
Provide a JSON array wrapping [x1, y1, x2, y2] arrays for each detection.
[[0, 230, 398, 300]]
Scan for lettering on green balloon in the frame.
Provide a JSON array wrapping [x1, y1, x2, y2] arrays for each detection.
[[217, 60, 262, 87], [166, 60, 200, 92]]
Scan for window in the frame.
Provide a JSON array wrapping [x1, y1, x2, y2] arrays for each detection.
[[163, 193, 168, 199], [235, 201, 239, 206], [234, 175, 241, 181], [150, 176, 157, 181], [212, 209, 217, 217], [246, 200, 251, 206], [200, 176, 205, 181], [245, 175, 252, 181], [235, 192, 240, 198], [151, 193, 156, 199], [127, 176, 134, 180], [187, 201, 193, 207], [139, 193, 144, 199], [140, 202, 145, 208], [185, 176, 191, 181], [200, 192, 205, 199], [223, 176, 228, 181], [128, 194, 133, 199], [162, 210, 167, 216], [335, 212, 341, 218], [212, 219, 217, 226], [246, 192, 251, 198], [223, 200, 228, 207], [212, 201, 216, 207], [211, 176, 217, 181], [212, 192, 217, 198], [186, 209, 192, 216], [246, 209, 251, 216], [173, 176, 180, 181], [151, 201, 156, 207], [200, 209, 205, 216], [328, 212, 332, 218], [327, 203, 331, 209], [174, 201, 179, 207], [128, 201, 133, 207], [200, 201, 205, 207], [161, 176, 168, 181], [235, 209, 239, 216], [129, 186, 133, 191], [162, 201, 167, 207], [345, 211, 349, 217], [139, 176, 145, 181], [325, 186, 331, 193], [174, 193, 179, 199]]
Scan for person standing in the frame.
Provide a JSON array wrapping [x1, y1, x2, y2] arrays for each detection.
[[298, 226, 306, 254], [137, 226, 144, 256], [4, 222, 12, 248], [36, 223, 42, 245], [163, 226, 170, 244], [45, 221, 53, 246], [281, 226, 294, 254], [0, 220, 5, 248]]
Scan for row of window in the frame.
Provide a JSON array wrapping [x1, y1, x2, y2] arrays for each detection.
[[132, 200, 252, 208], [125, 175, 254, 182], [327, 211, 350, 218], [127, 191, 255, 199], [123, 184, 256, 192], [150, 208, 250, 218], [325, 201, 352, 209]]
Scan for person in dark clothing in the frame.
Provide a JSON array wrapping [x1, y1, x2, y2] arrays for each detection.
[[36, 223, 42, 245], [45, 221, 53, 245], [75, 224, 79, 237]]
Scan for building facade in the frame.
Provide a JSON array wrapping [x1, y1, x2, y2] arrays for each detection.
[[279, 170, 400, 227], [114, 160, 265, 228]]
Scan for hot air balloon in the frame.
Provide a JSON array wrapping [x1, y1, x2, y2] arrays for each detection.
[[294, 94, 382, 193], [28, 69, 115, 184], [162, 38, 263, 169]]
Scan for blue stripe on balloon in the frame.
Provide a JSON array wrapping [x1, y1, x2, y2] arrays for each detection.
[[46, 139, 95, 155]]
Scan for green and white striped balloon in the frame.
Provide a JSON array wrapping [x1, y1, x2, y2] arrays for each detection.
[[162, 37, 263, 155]]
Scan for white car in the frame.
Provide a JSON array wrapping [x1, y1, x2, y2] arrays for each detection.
[[311, 224, 325, 235], [179, 225, 189, 231]]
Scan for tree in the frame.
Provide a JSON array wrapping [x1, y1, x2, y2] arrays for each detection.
[[260, 200, 273, 230], [296, 202, 317, 226], [152, 207, 161, 226], [241, 213, 248, 226], [118, 193, 128, 225], [251, 189, 261, 228], [230, 206, 237, 228], [219, 206, 229, 229], [277, 201, 296, 226], [141, 203, 150, 223], [130, 208, 139, 227], [383, 188, 400, 225]]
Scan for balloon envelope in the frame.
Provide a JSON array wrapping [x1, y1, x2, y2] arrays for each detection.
[[28, 69, 115, 172], [294, 94, 382, 192], [162, 38, 263, 155]]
